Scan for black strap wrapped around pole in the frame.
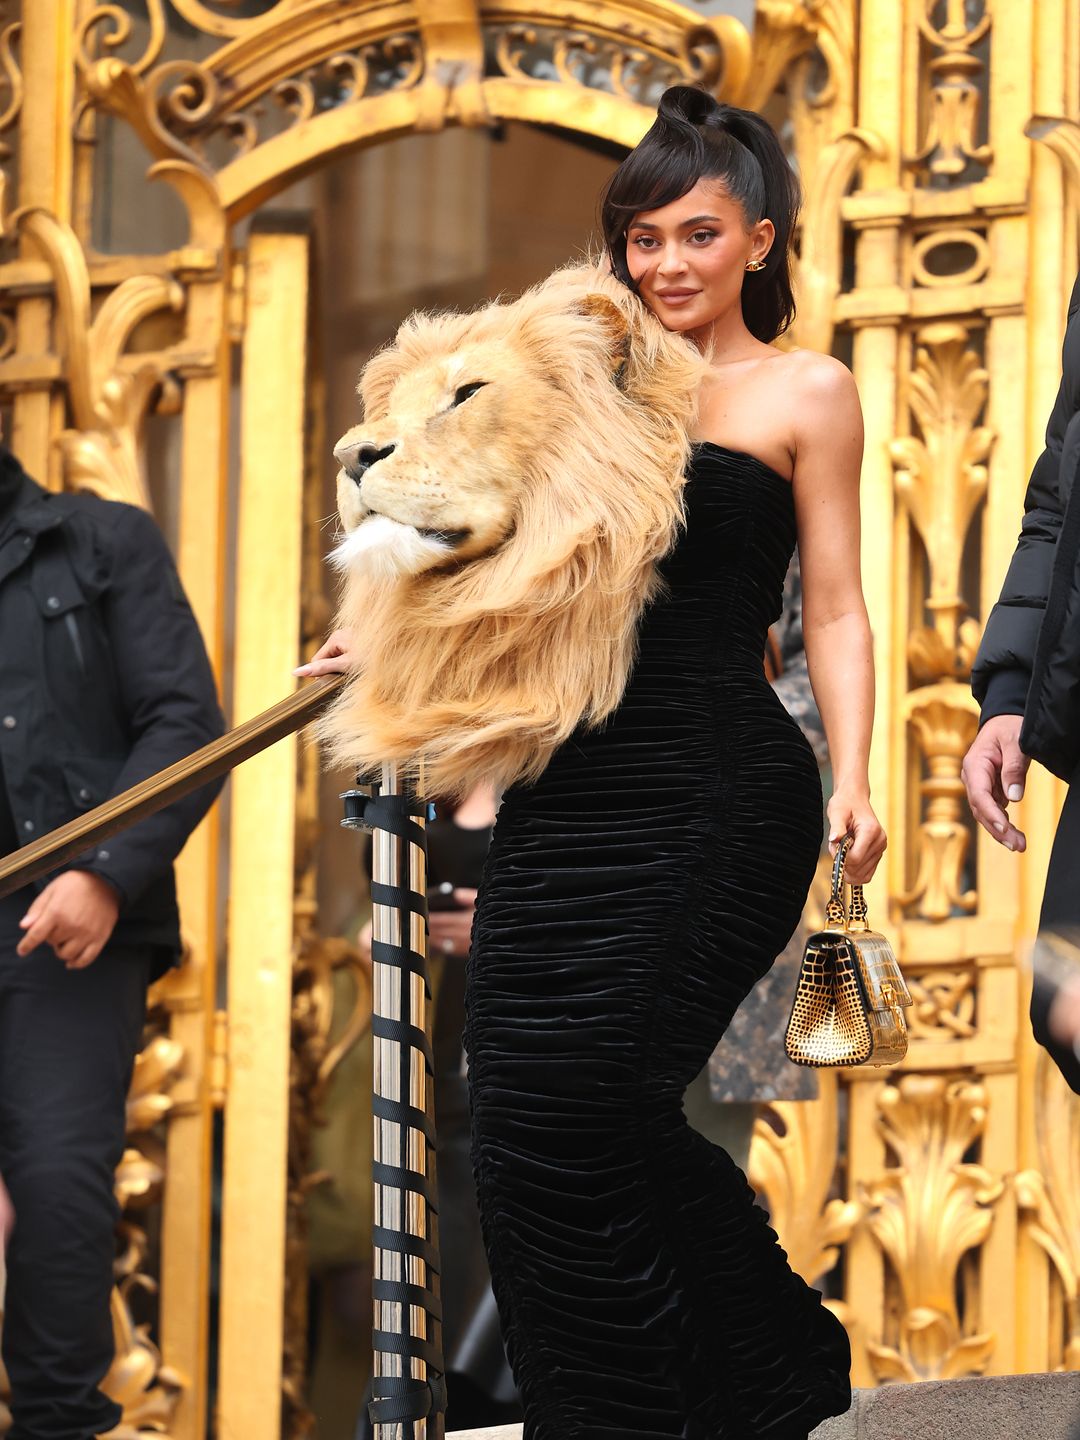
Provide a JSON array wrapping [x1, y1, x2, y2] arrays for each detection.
[[342, 769, 445, 1439]]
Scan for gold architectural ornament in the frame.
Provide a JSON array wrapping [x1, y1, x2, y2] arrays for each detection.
[[77, 3, 167, 79], [905, 967, 977, 1042], [414, 0, 488, 130], [795, 127, 886, 352], [1026, 115, 1080, 214], [14, 209, 183, 508], [1016, 1050, 1080, 1371], [0, 13, 20, 162], [906, 0, 992, 181], [891, 323, 994, 679], [748, 1071, 861, 1289], [100, 1022, 191, 1433], [741, 0, 820, 112], [863, 1076, 1003, 1382], [911, 228, 991, 289], [899, 683, 979, 922], [285, 932, 373, 1433]]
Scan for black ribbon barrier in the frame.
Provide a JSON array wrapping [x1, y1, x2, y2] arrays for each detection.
[[342, 774, 446, 1439]]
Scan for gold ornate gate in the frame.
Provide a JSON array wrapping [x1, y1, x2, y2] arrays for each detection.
[[0, 1, 1077, 1435]]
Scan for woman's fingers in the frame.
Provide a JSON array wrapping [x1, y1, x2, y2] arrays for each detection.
[[295, 628, 355, 676]]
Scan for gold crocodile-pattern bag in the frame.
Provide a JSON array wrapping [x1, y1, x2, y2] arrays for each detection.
[[784, 835, 912, 1068]]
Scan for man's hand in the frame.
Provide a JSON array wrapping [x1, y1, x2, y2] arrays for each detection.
[[16, 870, 120, 968], [428, 889, 478, 958], [961, 713, 1030, 851], [0, 1172, 12, 1251]]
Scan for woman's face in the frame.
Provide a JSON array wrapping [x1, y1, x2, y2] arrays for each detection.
[[624, 178, 773, 336]]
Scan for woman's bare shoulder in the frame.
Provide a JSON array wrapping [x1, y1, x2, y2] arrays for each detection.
[[776, 347, 858, 399]]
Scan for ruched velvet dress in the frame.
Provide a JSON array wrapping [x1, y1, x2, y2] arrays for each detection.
[[464, 443, 852, 1439]]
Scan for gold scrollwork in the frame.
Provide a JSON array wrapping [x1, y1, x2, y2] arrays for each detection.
[[749, 1071, 861, 1288], [907, 0, 992, 181], [16, 208, 184, 508], [863, 1075, 1003, 1381], [492, 23, 683, 107], [1017, 1048, 1080, 1370], [77, 2, 167, 79], [0, 17, 21, 159], [906, 966, 977, 1041]]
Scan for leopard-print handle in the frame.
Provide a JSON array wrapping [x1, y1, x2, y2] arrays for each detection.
[[826, 833, 869, 932]]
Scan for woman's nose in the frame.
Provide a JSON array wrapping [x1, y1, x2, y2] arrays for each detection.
[[656, 246, 687, 276]]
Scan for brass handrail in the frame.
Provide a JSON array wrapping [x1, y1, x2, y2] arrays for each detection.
[[0, 674, 345, 899]]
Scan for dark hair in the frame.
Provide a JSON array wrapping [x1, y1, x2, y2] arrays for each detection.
[[600, 85, 800, 343]]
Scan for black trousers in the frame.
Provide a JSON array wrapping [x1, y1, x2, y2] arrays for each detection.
[[1032, 760, 1080, 1094], [0, 939, 148, 1440]]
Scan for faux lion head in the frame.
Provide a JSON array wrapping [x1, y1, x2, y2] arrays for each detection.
[[319, 263, 706, 798]]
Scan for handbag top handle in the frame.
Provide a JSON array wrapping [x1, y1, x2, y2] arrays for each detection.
[[825, 832, 870, 933]]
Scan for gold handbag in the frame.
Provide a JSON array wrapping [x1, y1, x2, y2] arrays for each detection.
[[784, 834, 912, 1068]]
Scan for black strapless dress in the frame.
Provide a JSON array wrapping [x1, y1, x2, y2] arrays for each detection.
[[464, 444, 852, 1439]]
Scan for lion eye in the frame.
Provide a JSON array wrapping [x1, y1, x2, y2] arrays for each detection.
[[451, 381, 487, 407]]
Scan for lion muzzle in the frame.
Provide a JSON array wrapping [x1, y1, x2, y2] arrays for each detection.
[[334, 438, 397, 482]]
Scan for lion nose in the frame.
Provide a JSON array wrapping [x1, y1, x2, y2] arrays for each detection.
[[334, 440, 397, 483]]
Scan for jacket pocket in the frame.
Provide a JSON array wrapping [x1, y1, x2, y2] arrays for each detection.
[[62, 756, 123, 812]]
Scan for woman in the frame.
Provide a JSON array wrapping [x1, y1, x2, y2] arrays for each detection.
[[303, 85, 885, 1440]]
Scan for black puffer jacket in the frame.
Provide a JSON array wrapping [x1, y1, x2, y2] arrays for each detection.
[[972, 274, 1080, 780]]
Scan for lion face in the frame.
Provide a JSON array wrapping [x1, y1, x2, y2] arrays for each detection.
[[333, 336, 561, 580]]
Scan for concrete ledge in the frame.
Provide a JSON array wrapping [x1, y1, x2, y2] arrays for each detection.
[[450, 1373, 1080, 1439]]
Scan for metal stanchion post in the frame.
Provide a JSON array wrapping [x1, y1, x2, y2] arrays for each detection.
[[342, 764, 445, 1440]]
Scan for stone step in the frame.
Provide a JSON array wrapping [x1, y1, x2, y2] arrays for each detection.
[[449, 1372, 1080, 1439]]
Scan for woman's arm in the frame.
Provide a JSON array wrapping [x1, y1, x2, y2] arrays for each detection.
[[789, 352, 886, 886]]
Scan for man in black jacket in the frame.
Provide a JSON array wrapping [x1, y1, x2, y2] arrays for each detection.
[[964, 274, 1080, 1091], [0, 443, 224, 1438]]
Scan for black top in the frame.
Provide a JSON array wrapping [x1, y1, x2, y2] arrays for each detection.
[[0, 451, 225, 965]]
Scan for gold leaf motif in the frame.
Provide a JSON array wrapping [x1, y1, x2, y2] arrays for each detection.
[[749, 1070, 862, 1288], [863, 1076, 1003, 1381], [1017, 1047, 1080, 1369]]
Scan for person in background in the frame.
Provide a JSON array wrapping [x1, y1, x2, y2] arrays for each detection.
[[963, 274, 1080, 1090], [0, 440, 224, 1440]]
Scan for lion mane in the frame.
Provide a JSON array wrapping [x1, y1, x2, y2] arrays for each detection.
[[319, 262, 706, 798]]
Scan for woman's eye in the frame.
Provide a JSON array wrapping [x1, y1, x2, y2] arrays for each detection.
[[690, 229, 717, 243], [452, 381, 487, 407], [630, 236, 657, 249]]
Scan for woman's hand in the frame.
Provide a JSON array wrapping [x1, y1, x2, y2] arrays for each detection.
[[827, 790, 887, 886], [294, 627, 356, 678]]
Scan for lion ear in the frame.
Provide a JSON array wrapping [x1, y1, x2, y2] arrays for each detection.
[[574, 293, 632, 379]]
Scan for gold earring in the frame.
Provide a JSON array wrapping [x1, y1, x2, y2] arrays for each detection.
[[745, 259, 767, 272]]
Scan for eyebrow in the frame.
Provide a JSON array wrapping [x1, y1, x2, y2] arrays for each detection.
[[628, 214, 722, 231]]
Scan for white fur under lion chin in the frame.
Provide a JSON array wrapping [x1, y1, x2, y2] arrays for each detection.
[[329, 514, 453, 581]]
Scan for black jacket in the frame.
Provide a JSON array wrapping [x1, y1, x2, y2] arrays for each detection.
[[0, 450, 225, 959], [972, 275, 1080, 780]]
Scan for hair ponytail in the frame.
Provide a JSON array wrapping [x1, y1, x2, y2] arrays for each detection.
[[599, 85, 800, 343]]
